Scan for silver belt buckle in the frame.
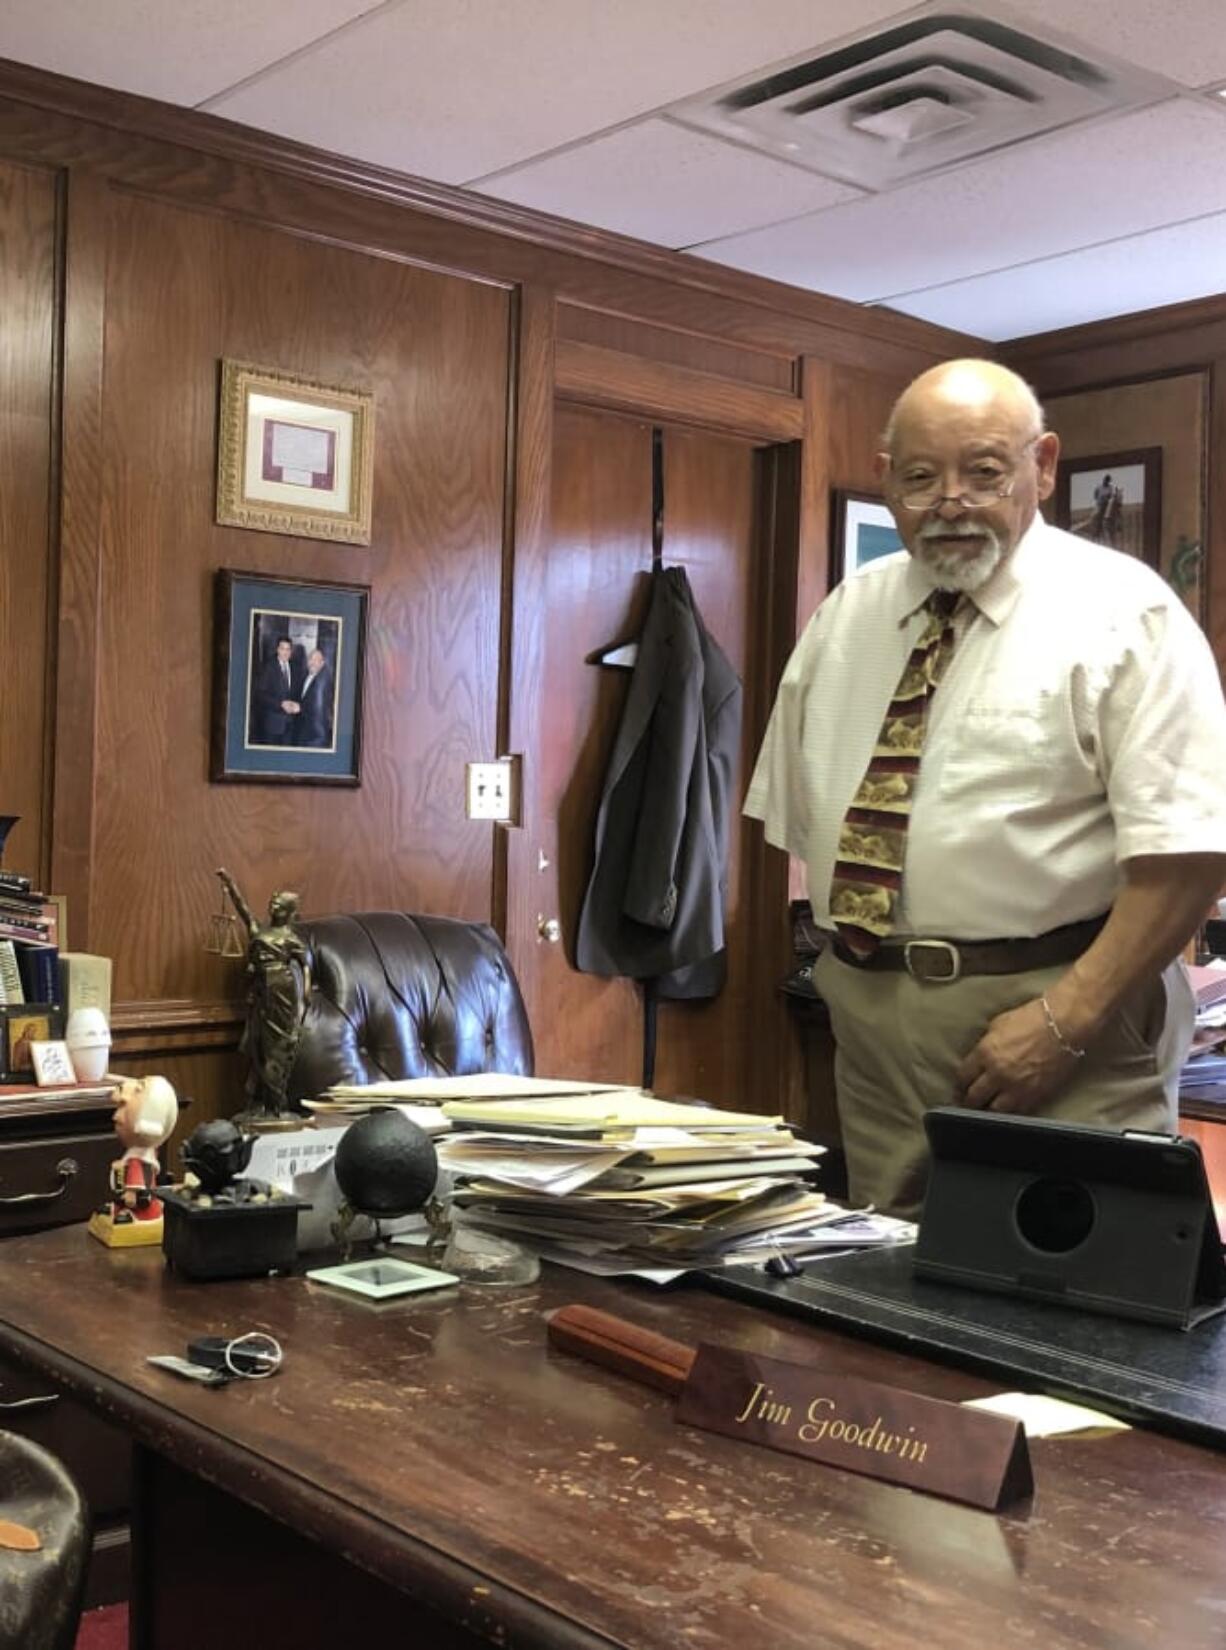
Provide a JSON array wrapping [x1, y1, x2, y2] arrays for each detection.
[[903, 939, 962, 983]]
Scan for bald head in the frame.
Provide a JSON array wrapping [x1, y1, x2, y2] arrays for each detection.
[[884, 360, 1044, 455], [876, 358, 1060, 592]]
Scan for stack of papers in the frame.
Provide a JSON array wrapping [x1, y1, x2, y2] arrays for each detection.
[[303, 1074, 631, 1128], [436, 1089, 843, 1272]]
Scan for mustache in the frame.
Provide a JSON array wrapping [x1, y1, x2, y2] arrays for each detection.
[[917, 520, 988, 540]]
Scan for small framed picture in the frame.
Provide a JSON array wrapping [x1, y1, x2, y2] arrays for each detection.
[[216, 360, 375, 546], [305, 1258, 460, 1299], [1054, 448, 1162, 569], [30, 1040, 76, 1087], [211, 569, 369, 786], [0, 1006, 64, 1082], [831, 491, 904, 586]]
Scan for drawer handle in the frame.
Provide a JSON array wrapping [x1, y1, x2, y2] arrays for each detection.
[[0, 1158, 79, 1207], [0, 1392, 58, 1412]]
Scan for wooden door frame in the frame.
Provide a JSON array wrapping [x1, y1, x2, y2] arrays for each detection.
[[503, 295, 810, 1111]]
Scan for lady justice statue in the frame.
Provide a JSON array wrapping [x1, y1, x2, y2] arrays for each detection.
[[215, 868, 311, 1130]]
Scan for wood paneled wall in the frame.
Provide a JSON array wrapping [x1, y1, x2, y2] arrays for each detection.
[[1002, 294, 1226, 671], [0, 160, 57, 886], [91, 191, 511, 997], [1041, 372, 1206, 613], [0, 57, 972, 1135]]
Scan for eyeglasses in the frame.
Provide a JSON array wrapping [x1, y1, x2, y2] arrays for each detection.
[[888, 438, 1041, 511]]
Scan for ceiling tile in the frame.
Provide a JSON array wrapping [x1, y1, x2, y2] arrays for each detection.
[[881, 210, 1226, 339], [472, 120, 862, 248], [691, 97, 1226, 299], [1003, 0, 1226, 89], [0, 1, 378, 106], [202, 0, 908, 183]]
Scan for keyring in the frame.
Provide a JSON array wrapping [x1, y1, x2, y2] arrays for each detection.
[[222, 1331, 283, 1379]]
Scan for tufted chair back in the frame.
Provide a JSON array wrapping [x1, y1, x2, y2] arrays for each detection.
[[286, 912, 534, 1103], [0, 1430, 90, 1650]]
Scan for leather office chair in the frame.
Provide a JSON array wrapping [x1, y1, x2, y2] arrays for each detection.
[[286, 912, 534, 1104], [0, 1430, 90, 1650]]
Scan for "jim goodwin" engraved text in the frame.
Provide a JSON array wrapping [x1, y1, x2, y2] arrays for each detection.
[[733, 1382, 929, 1463]]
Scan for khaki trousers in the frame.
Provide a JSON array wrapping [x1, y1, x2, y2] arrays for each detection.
[[814, 948, 1186, 1218]]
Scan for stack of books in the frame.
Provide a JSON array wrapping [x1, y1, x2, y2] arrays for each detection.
[[0, 870, 60, 1006], [433, 1089, 849, 1274]]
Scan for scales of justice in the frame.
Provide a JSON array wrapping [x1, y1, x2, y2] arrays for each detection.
[[207, 868, 311, 1133]]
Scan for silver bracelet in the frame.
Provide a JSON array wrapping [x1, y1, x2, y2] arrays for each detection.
[[1040, 994, 1086, 1059]]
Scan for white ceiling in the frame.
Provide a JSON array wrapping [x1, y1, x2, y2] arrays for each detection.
[[3, 0, 1226, 339]]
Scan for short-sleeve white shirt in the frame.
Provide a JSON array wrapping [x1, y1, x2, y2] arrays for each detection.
[[745, 518, 1226, 940]]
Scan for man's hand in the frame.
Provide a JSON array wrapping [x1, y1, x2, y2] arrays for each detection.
[[955, 997, 1080, 1114]]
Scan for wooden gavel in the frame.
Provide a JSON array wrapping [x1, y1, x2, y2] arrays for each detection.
[[546, 1303, 697, 1396]]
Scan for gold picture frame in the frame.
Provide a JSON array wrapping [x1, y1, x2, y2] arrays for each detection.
[[216, 360, 375, 546]]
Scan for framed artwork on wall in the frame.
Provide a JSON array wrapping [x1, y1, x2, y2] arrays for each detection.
[[1054, 448, 1162, 569], [215, 360, 375, 545], [211, 569, 369, 786], [830, 491, 904, 586]]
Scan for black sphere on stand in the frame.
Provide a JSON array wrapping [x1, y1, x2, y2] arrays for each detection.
[[331, 1111, 440, 1252]]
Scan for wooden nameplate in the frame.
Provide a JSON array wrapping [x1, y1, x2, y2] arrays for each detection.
[[548, 1304, 1032, 1513]]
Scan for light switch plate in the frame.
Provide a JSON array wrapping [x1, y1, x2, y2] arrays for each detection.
[[466, 758, 518, 823]]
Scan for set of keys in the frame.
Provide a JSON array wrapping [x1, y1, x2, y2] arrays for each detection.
[[147, 1333, 283, 1387]]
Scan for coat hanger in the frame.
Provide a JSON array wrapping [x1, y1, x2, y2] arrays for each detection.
[[589, 428, 665, 671]]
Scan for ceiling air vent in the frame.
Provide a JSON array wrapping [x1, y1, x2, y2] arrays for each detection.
[[668, 7, 1174, 191]]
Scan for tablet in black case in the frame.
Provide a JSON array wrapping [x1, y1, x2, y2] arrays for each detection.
[[915, 1108, 1226, 1329]]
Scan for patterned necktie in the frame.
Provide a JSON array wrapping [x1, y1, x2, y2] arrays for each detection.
[[829, 590, 963, 958]]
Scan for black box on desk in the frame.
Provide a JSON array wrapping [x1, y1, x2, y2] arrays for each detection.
[[159, 1188, 308, 1281]]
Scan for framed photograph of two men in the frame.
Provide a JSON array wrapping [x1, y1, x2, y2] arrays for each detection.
[[211, 570, 368, 786]]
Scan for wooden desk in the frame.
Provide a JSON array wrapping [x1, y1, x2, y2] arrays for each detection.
[[1, 1227, 1224, 1650], [0, 1092, 133, 1606]]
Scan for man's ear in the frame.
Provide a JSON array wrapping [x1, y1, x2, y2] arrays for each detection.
[[873, 450, 892, 488], [1034, 431, 1060, 502]]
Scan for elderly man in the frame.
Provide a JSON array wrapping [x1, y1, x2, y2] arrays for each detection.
[[747, 359, 1226, 1216]]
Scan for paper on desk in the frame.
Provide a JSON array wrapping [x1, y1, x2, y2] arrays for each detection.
[[246, 1128, 338, 1192], [437, 1147, 631, 1195], [442, 1091, 787, 1132], [439, 1125, 811, 1159], [728, 1210, 916, 1252], [963, 1392, 1131, 1437], [303, 1099, 451, 1134], [456, 1174, 809, 1220], [324, 1074, 625, 1101], [437, 1135, 820, 1196]]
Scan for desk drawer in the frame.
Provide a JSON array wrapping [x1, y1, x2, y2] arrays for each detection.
[[0, 1131, 115, 1236], [0, 1348, 131, 1520]]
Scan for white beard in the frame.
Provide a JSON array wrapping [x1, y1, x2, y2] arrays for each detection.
[[913, 521, 1004, 592]]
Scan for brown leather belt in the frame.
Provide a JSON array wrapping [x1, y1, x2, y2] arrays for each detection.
[[830, 913, 1109, 983]]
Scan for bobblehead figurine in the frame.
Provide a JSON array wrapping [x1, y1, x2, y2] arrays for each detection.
[[88, 1075, 179, 1248]]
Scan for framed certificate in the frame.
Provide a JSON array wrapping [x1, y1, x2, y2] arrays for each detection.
[[216, 360, 375, 545]]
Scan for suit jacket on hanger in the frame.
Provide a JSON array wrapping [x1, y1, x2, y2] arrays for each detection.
[[575, 566, 742, 999]]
